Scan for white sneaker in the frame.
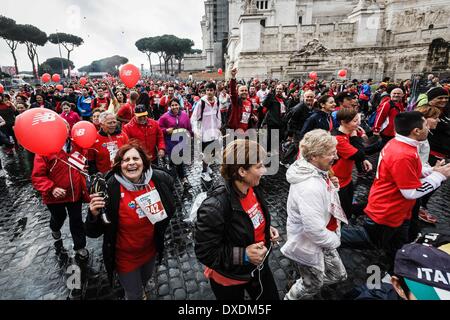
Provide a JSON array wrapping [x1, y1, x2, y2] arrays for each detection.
[[201, 172, 212, 182]]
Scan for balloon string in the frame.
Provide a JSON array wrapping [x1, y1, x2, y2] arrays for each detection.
[[56, 157, 89, 178]]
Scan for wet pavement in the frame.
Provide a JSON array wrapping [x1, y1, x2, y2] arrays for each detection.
[[0, 147, 449, 300]]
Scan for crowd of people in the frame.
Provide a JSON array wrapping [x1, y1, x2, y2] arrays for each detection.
[[0, 69, 449, 300]]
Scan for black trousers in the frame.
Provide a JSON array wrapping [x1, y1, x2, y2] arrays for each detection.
[[338, 182, 354, 220], [47, 201, 86, 251], [341, 216, 410, 272], [209, 267, 280, 301]]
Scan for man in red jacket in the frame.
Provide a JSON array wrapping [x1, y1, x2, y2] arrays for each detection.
[[373, 87, 405, 147], [88, 112, 129, 174], [123, 105, 165, 162], [227, 68, 258, 133], [31, 140, 90, 260]]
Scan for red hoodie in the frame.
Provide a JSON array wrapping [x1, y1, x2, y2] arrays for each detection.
[[373, 98, 404, 137], [122, 117, 165, 161]]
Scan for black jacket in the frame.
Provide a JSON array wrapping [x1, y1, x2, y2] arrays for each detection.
[[429, 105, 450, 158], [195, 179, 272, 281], [261, 92, 288, 128], [288, 102, 314, 139], [298, 109, 333, 140], [84, 168, 176, 284], [31, 101, 54, 110]]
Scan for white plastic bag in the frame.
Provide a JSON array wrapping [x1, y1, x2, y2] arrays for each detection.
[[184, 192, 207, 224]]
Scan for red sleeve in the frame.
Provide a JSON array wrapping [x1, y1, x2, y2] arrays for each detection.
[[31, 155, 54, 194], [117, 104, 129, 118], [122, 123, 130, 137], [336, 135, 358, 159], [390, 157, 422, 190], [373, 100, 390, 133], [155, 122, 165, 150], [122, 131, 129, 144]]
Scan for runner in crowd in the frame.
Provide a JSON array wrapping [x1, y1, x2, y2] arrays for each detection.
[[282, 129, 347, 300], [195, 139, 280, 300], [86, 143, 175, 300]]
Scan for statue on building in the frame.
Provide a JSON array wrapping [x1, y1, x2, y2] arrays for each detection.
[[242, 0, 257, 15], [293, 39, 329, 58]]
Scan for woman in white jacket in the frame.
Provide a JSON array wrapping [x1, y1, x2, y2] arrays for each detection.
[[282, 129, 348, 300]]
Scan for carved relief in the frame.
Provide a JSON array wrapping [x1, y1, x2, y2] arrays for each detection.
[[394, 9, 447, 29], [292, 39, 329, 58]]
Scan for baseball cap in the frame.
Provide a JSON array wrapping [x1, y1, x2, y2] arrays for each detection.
[[394, 234, 450, 300], [135, 105, 148, 117]]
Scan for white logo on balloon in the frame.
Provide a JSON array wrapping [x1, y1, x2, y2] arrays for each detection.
[[32, 113, 56, 126], [76, 129, 86, 136]]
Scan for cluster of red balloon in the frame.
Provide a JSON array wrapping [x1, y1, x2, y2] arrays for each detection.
[[218, 68, 223, 75], [79, 77, 87, 86], [0, 84, 4, 94], [14, 109, 97, 156]]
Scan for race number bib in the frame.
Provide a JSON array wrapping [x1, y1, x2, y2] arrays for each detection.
[[154, 97, 160, 105], [135, 189, 168, 224], [280, 102, 286, 114], [105, 142, 119, 163], [84, 98, 92, 104], [241, 112, 251, 124]]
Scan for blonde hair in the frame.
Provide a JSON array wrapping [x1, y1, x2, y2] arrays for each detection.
[[416, 104, 441, 119], [300, 129, 337, 161]]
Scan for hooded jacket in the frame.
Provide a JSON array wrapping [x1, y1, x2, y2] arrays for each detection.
[[281, 158, 344, 271], [195, 179, 272, 281], [31, 143, 89, 205], [84, 167, 175, 284], [122, 117, 165, 162]]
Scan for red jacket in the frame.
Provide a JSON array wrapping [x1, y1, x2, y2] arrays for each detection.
[[31, 146, 89, 205], [88, 129, 129, 174], [122, 117, 165, 161], [373, 98, 404, 137], [228, 78, 257, 131]]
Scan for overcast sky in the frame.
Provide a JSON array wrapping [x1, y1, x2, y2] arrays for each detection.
[[0, 0, 204, 72]]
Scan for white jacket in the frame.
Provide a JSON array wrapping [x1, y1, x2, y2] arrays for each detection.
[[191, 96, 222, 143], [281, 158, 346, 271]]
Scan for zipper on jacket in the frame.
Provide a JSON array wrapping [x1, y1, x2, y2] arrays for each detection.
[[69, 161, 75, 202]]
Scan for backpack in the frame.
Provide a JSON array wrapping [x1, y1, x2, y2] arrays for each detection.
[[198, 99, 220, 122], [368, 100, 399, 128]]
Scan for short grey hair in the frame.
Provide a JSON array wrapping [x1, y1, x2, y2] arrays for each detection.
[[300, 129, 337, 161], [99, 111, 115, 124]]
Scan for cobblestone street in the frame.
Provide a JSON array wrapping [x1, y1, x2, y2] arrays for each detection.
[[0, 149, 449, 300]]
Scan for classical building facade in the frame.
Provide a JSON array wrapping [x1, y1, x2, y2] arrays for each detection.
[[225, 0, 450, 81], [184, 0, 229, 72]]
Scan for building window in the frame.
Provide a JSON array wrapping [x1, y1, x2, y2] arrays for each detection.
[[257, 1, 269, 10], [429, 24, 434, 30], [260, 19, 266, 27], [298, 16, 303, 25]]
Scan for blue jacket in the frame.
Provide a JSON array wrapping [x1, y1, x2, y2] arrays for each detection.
[[77, 95, 94, 117], [298, 110, 333, 140]]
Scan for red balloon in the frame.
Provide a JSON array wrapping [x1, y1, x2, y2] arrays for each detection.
[[309, 71, 318, 80], [14, 109, 68, 156], [338, 69, 347, 78], [56, 84, 64, 91], [71, 121, 97, 149], [41, 73, 51, 83], [79, 77, 87, 86], [119, 64, 141, 88], [52, 74, 61, 82], [0, 84, 4, 94], [218, 68, 223, 75]]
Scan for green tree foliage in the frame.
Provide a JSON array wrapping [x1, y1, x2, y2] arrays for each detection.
[[48, 33, 83, 77], [135, 37, 156, 74], [78, 55, 128, 75], [21, 24, 47, 78], [38, 57, 75, 76], [135, 35, 196, 74], [0, 15, 26, 74]]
